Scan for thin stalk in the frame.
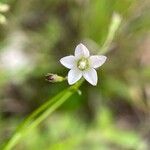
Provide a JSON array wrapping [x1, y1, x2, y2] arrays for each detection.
[[2, 80, 83, 150], [100, 13, 122, 55]]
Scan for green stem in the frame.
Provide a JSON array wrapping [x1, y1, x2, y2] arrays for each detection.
[[2, 80, 83, 150], [99, 13, 121, 54]]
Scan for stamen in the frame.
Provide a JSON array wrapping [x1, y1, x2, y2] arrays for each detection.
[[77, 58, 89, 70]]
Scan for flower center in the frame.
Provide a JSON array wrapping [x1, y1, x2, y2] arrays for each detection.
[[77, 58, 89, 71]]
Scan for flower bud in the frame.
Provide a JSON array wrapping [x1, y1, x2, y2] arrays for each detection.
[[45, 73, 65, 83]]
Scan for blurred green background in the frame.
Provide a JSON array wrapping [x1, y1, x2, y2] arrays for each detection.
[[0, 0, 150, 149]]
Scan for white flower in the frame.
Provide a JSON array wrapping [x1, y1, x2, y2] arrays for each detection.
[[60, 43, 107, 86]]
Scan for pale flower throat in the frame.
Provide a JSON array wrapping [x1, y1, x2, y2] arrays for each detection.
[[77, 57, 89, 71]]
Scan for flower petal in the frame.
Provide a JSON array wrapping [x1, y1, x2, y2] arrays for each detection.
[[60, 55, 76, 69], [75, 43, 90, 58], [83, 68, 98, 86], [90, 55, 107, 68], [68, 68, 82, 85]]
